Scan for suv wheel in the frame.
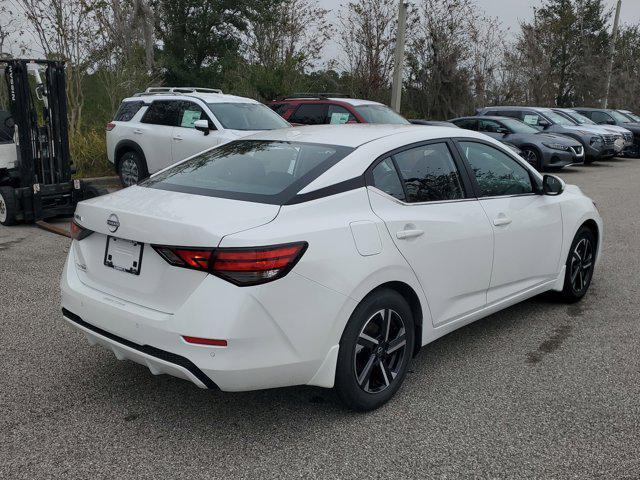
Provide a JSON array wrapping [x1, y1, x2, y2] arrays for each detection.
[[0, 186, 18, 226], [335, 289, 415, 411], [118, 151, 148, 187]]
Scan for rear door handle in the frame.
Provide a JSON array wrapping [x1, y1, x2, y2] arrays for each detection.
[[396, 229, 424, 240], [172, 135, 183, 141], [493, 215, 512, 226]]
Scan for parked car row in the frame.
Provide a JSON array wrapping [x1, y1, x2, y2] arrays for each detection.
[[106, 88, 640, 187]]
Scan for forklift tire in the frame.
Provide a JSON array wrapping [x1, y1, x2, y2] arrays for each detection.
[[118, 151, 148, 187], [0, 186, 18, 226]]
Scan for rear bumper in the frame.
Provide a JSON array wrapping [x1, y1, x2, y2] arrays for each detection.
[[60, 247, 353, 392]]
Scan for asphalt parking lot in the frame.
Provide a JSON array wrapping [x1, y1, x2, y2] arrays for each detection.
[[1, 158, 639, 479]]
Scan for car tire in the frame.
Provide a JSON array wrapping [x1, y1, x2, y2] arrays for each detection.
[[559, 226, 597, 303], [521, 147, 543, 170], [335, 289, 415, 411], [118, 151, 148, 187], [0, 186, 18, 226]]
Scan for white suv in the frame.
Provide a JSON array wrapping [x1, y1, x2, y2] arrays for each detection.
[[106, 87, 290, 186]]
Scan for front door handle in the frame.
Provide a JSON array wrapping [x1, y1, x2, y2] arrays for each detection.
[[493, 215, 512, 226], [396, 229, 424, 240], [133, 129, 143, 135], [172, 135, 183, 141]]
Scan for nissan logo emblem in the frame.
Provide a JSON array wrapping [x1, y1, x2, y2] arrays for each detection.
[[107, 214, 120, 233]]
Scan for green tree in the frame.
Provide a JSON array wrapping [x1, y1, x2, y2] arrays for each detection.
[[154, 0, 276, 88]]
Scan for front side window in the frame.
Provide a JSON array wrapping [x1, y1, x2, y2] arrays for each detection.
[[591, 111, 613, 124], [354, 105, 409, 124], [141, 100, 181, 126], [541, 109, 576, 126], [459, 141, 533, 197], [452, 118, 478, 130], [289, 104, 328, 125], [206, 103, 289, 130], [142, 140, 353, 204], [478, 119, 503, 133], [178, 102, 211, 129], [393, 143, 465, 202], [327, 104, 357, 124], [371, 158, 405, 200]]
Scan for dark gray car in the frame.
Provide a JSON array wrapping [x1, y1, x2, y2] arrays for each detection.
[[574, 107, 640, 157], [450, 116, 584, 170], [477, 106, 615, 163]]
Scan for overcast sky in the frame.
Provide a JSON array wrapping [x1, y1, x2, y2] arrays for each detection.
[[321, 0, 640, 65]]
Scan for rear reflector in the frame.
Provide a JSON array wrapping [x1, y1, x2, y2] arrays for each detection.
[[182, 336, 227, 347], [106, 122, 116, 131], [152, 242, 308, 286], [70, 221, 93, 241]]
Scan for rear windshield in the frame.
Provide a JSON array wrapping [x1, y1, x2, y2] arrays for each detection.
[[207, 103, 290, 130], [142, 140, 353, 204], [354, 105, 409, 124]]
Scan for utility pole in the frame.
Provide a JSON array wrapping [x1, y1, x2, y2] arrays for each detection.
[[603, 0, 622, 108], [390, 1, 408, 112]]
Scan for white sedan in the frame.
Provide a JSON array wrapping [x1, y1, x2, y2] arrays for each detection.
[[61, 125, 602, 410]]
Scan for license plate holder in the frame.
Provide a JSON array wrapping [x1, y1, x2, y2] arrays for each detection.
[[104, 236, 144, 275]]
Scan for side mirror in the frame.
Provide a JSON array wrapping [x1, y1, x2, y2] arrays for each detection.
[[542, 174, 565, 196], [537, 119, 551, 128], [497, 127, 509, 135], [194, 119, 211, 135], [601, 119, 616, 125], [4, 116, 15, 129]]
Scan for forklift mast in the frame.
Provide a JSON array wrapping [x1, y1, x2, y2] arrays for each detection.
[[5, 59, 73, 186], [0, 59, 97, 226]]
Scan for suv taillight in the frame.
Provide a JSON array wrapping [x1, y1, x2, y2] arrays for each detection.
[[152, 242, 308, 286], [106, 122, 116, 131]]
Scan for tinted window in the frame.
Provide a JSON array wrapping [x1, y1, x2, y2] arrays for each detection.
[[393, 143, 465, 202], [177, 101, 212, 129], [327, 104, 357, 124], [354, 105, 409, 124], [478, 119, 503, 133], [114, 101, 144, 122], [142, 140, 353, 204], [459, 141, 533, 197], [289, 104, 328, 125], [371, 158, 405, 200], [207, 103, 289, 130], [590, 111, 612, 124], [453, 118, 478, 130], [0, 110, 14, 143], [270, 103, 289, 115], [488, 110, 521, 119], [141, 100, 180, 126]]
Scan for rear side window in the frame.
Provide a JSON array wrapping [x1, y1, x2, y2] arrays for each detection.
[[141, 100, 181, 126], [114, 101, 144, 121], [459, 141, 533, 197], [142, 140, 353, 204], [371, 158, 405, 200], [289, 104, 328, 125], [393, 143, 465, 202]]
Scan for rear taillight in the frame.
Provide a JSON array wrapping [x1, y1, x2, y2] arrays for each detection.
[[152, 242, 307, 286], [70, 221, 93, 240], [106, 122, 116, 131]]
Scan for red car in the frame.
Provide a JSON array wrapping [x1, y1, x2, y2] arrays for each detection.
[[269, 94, 410, 125]]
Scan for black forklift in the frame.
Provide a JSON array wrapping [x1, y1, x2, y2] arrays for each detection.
[[0, 59, 102, 226]]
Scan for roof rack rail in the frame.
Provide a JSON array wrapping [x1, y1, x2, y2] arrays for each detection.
[[133, 86, 223, 97], [281, 92, 350, 100]]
